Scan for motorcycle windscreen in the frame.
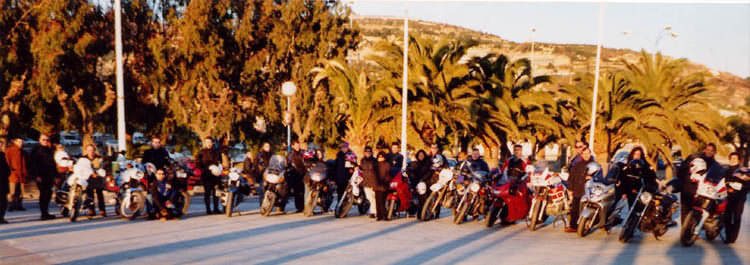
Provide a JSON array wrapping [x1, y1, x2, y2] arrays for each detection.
[[268, 155, 287, 171], [309, 163, 328, 182]]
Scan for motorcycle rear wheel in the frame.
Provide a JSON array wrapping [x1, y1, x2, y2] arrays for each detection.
[[335, 192, 353, 218], [680, 211, 700, 247], [386, 199, 397, 221], [260, 190, 275, 216], [421, 191, 439, 221]]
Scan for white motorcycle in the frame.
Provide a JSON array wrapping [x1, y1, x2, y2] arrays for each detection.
[[680, 162, 728, 247], [527, 162, 571, 231], [117, 164, 150, 220], [335, 168, 370, 218], [420, 165, 458, 221], [65, 158, 106, 222], [217, 167, 251, 217], [260, 156, 289, 216]]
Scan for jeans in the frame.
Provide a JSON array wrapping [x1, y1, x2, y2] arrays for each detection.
[[364, 187, 376, 215]]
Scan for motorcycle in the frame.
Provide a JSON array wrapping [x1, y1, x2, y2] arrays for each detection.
[[420, 165, 458, 221], [335, 168, 370, 218], [217, 167, 251, 217], [680, 165, 728, 247], [386, 171, 413, 220], [577, 178, 620, 237], [170, 163, 192, 218], [64, 158, 106, 222], [526, 162, 571, 231], [117, 164, 150, 220], [453, 167, 489, 225], [485, 168, 531, 228], [619, 171, 679, 242], [260, 155, 289, 216], [304, 162, 334, 217]]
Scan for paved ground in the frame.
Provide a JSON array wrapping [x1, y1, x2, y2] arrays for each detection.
[[1, 195, 748, 265]]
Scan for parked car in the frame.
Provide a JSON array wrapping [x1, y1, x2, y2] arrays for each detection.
[[60, 132, 81, 146]]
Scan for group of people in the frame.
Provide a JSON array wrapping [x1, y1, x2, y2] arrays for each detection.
[[2, 132, 748, 245]]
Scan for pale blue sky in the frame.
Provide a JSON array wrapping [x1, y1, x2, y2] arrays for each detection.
[[351, 1, 750, 78]]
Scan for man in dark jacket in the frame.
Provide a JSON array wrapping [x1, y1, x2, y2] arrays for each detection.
[[375, 152, 392, 221], [142, 137, 171, 171], [387, 142, 404, 173], [334, 142, 352, 201], [360, 146, 377, 218], [196, 137, 220, 215], [724, 153, 747, 244], [468, 148, 489, 173], [677, 143, 717, 223], [566, 147, 594, 232], [29, 134, 57, 220], [149, 169, 176, 220], [0, 138, 10, 224], [254, 142, 273, 190], [287, 140, 305, 212]]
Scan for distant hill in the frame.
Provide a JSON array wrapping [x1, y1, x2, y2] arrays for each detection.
[[353, 16, 750, 112]]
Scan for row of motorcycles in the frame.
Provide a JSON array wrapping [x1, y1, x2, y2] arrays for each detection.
[[51, 151, 747, 247], [54, 156, 253, 221]]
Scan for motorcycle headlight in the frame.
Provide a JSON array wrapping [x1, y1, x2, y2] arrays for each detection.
[[491, 189, 500, 195], [390, 182, 398, 188], [310, 173, 323, 182], [729, 182, 742, 191], [469, 182, 480, 193], [640, 192, 652, 204]]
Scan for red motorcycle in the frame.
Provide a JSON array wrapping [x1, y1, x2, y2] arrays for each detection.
[[485, 177, 532, 227], [386, 171, 413, 220]]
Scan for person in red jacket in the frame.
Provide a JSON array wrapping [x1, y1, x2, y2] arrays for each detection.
[[0, 138, 11, 224], [5, 138, 27, 211]]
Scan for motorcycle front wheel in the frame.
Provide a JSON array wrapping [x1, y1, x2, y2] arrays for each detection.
[[421, 191, 440, 221], [386, 199, 397, 221], [304, 191, 318, 217], [335, 191, 353, 218], [175, 191, 191, 217], [121, 192, 145, 221], [454, 194, 472, 225], [260, 190, 276, 216], [680, 211, 700, 247], [358, 198, 369, 216], [68, 186, 81, 222], [225, 191, 234, 217], [485, 202, 500, 228], [619, 205, 641, 243], [577, 214, 594, 237], [529, 199, 542, 232]]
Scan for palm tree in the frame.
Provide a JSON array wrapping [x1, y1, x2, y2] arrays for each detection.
[[466, 53, 554, 162], [624, 51, 724, 165], [367, 34, 476, 149], [311, 59, 399, 156]]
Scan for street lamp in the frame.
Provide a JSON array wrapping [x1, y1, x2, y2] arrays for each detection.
[[654, 25, 677, 61], [281, 81, 297, 153], [530, 27, 536, 75]]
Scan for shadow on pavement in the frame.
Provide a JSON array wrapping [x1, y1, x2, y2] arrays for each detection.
[[254, 221, 419, 265], [666, 240, 704, 265], [58, 216, 336, 265], [710, 241, 743, 265], [440, 228, 525, 264], [609, 230, 645, 265], [0, 218, 131, 241], [390, 227, 498, 265]]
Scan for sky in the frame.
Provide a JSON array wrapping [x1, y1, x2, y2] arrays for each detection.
[[350, 1, 750, 78]]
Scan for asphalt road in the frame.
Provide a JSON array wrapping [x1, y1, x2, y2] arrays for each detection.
[[1, 195, 748, 265]]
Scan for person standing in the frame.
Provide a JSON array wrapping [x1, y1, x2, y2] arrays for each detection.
[[242, 151, 256, 195], [82, 144, 107, 217], [0, 138, 10, 224], [287, 140, 306, 212], [387, 142, 404, 173], [375, 152, 392, 221], [724, 153, 748, 244], [678, 143, 717, 223], [196, 137, 221, 215], [360, 146, 377, 218], [566, 147, 594, 233], [334, 142, 353, 201], [428, 143, 440, 159], [6, 137, 26, 211], [500, 145, 527, 172], [29, 134, 57, 220], [142, 137, 171, 171]]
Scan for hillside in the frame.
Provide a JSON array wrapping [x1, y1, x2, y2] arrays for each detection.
[[353, 16, 750, 111]]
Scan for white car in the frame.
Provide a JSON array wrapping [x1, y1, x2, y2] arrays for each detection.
[[60, 134, 81, 146]]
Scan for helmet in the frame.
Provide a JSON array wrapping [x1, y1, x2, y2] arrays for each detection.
[[145, 162, 157, 175], [689, 158, 707, 175], [302, 150, 315, 160], [345, 152, 357, 163], [586, 162, 602, 177], [431, 154, 445, 169], [209, 164, 223, 177]]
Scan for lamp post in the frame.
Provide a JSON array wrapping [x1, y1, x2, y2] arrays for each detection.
[[588, 3, 604, 152], [114, 0, 126, 153], [653, 26, 678, 61], [530, 27, 536, 75], [282, 81, 297, 154]]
